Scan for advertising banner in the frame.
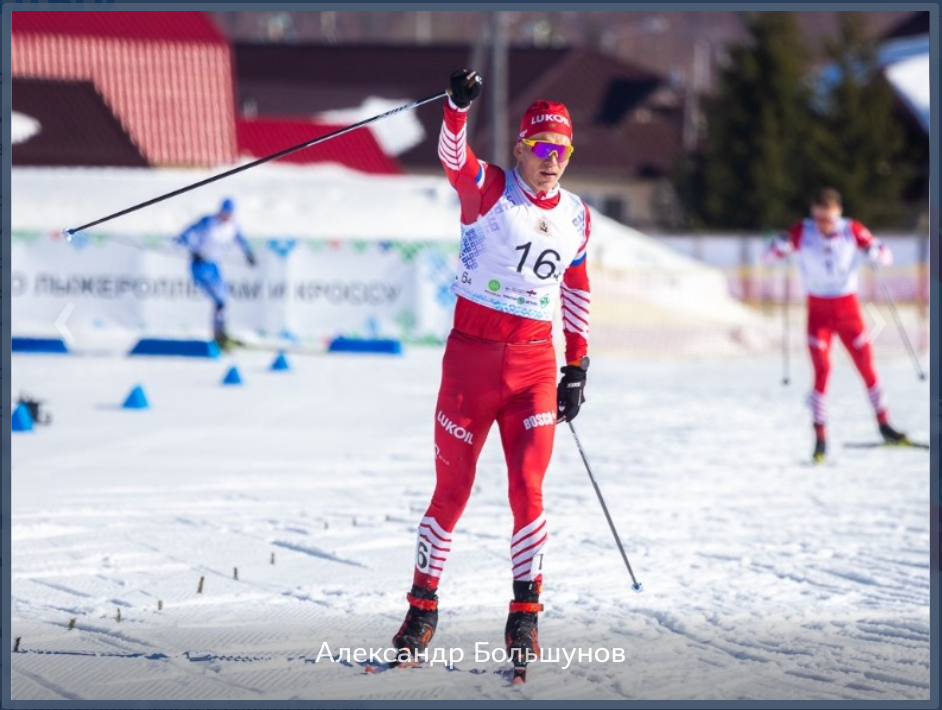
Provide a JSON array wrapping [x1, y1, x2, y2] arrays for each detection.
[[11, 231, 459, 346]]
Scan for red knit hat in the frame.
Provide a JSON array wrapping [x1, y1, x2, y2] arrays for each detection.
[[518, 100, 573, 141]]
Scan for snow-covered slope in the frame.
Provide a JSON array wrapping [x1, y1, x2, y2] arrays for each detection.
[[10, 348, 931, 701]]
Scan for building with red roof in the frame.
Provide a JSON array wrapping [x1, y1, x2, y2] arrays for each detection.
[[12, 11, 237, 167]]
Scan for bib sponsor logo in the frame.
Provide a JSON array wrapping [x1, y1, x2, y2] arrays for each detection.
[[488, 279, 501, 291], [523, 411, 556, 430], [437, 411, 474, 445]]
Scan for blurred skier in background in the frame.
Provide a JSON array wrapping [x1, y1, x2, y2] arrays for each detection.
[[176, 197, 256, 350], [763, 187, 909, 463]]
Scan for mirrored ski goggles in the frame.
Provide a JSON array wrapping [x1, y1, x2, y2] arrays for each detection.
[[520, 138, 575, 162]]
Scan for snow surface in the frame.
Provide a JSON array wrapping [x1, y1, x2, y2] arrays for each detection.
[[10, 347, 931, 701]]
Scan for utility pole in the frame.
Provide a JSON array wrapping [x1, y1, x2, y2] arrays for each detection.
[[683, 39, 709, 151], [490, 11, 509, 165]]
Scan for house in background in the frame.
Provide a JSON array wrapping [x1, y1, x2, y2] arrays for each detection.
[[233, 43, 685, 229], [12, 12, 685, 227], [12, 11, 237, 167], [11, 11, 397, 176]]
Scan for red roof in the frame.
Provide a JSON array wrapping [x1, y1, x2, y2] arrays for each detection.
[[236, 118, 401, 175], [12, 11, 227, 44], [12, 12, 237, 166]]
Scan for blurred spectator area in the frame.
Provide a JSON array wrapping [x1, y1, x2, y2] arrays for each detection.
[[663, 234, 931, 309]]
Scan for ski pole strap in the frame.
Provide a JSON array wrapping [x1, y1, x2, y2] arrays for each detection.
[[406, 593, 438, 611], [509, 601, 544, 613]]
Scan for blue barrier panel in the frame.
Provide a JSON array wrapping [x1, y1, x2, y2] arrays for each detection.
[[12, 337, 69, 354], [129, 339, 221, 358], [327, 337, 403, 355]]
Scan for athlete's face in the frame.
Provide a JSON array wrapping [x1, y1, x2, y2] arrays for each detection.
[[811, 204, 841, 236], [514, 131, 572, 195]]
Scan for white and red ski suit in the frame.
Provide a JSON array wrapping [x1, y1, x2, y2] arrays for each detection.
[[411, 98, 591, 591], [767, 217, 893, 432]]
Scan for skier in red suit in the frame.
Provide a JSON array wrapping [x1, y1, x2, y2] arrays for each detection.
[[391, 70, 592, 679], [764, 187, 909, 462]]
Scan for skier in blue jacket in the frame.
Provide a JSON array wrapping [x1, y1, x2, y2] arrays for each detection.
[[176, 198, 256, 349]]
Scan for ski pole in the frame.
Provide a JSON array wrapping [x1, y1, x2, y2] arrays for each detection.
[[568, 421, 642, 592], [872, 265, 926, 381], [782, 257, 790, 386], [65, 90, 449, 236]]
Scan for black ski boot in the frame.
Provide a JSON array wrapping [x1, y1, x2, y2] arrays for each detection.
[[392, 585, 438, 665], [505, 580, 543, 684], [813, 437, 826, 464], [879, 422, 909, 446]]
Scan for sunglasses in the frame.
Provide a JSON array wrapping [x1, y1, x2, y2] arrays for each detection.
[[520, 138, 575, 162]]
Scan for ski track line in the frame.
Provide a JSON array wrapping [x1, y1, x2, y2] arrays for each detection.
[[14, 632, 275, 700], [11, 664, 82, 702]]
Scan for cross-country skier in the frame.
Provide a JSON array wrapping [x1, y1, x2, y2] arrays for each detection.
[[763, 187, 909, 463], [391, 70, 592, 682], [176, 197, 256, 350]]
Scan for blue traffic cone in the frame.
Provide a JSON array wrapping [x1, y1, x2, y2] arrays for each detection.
[[270, 352, 290, 371], [12, 402, 34, 431], [122, 385, 150, 409], [222, 365, 243, 385]]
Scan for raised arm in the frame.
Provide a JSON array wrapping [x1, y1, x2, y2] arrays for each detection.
[[438, 70, 504, 225]]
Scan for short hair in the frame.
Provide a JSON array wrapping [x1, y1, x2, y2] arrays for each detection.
[[811, 187, 842, 209]]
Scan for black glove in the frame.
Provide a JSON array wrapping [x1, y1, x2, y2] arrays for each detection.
[[246, 252, 257, 267], [191, 252, 206, 266], [449, 69, 483, 108], [556, 358, 589, 423]]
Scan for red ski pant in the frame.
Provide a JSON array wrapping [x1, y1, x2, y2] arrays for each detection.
[[806, 294, 885, 424], [413, 330, 557, 590]]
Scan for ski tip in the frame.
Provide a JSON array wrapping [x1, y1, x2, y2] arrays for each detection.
[[843, 440, 929, 450]]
